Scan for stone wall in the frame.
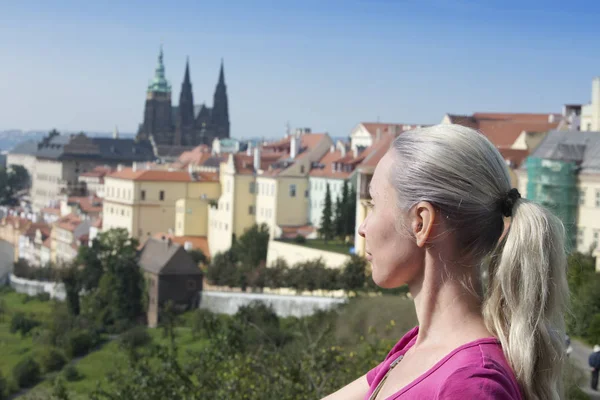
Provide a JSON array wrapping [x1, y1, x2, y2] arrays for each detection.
[[0, 239, 14, 285], [9, 274, 66, 301], [199, 290, 347, 318], [267, 240, 351, 269]]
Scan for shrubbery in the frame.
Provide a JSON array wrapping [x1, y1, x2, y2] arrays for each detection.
[[12, 357, 40, 388], [37, 347, 67, 373], [119, 326, 152, 351], [10, 312, 41, 337], [64, 329, 96, 358], [62, 365, 82, 382]]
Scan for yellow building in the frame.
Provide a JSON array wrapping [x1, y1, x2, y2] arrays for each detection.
[[255, 131, 332, 239], [208, 149, 283, 256], [102, 167, 220, 241], [0, 215, 31, 262]]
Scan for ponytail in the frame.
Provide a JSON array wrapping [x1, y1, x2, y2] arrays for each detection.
[[483, 198, 569, 400]]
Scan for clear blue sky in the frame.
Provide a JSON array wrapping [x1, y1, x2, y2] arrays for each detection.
[[2, 0, 599, 138]]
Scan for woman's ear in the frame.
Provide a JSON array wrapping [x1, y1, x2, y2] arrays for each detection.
[[412, 201, 435, 247]]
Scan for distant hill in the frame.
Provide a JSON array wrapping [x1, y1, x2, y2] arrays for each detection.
[[0, 130, 135, 152]]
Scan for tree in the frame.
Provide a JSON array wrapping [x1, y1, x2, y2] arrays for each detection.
[[339, 255, 367, 293], [319, 184, 334, 241], [333, 195, 343, 238], [345, 184, 357, 239], [233, 223, 270, 269], [61, 264, 82, 316], [188, 249, 208, 266], [8, 165, 30, 191], [79, 229, 144, 330]]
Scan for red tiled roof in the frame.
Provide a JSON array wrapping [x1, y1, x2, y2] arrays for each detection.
[[55, 213, 83, 232], [68, 196, 103, 215], [79, 165, 114, 178], [233, 153, 283, 175], [92, 218, 102, 229], [360, 123, 425, 138], [107, 168, 219, 183], [42, 237, 52, 248], [1, 216, 30, 231], [498, 148, 529, 167], [175, 145, 213, 167], [152, 233, 210, 259], [309, 149, 356, 179], [358, 133, 395, 169], [41, 207, 61, 216], [448, 112, 561, 148], [23, 222, 51, 240], [279, 225, 315, 239]]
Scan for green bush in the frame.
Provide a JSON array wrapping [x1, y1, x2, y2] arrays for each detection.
[[0, 370, 7, 400], [12, 357, 40, 388], [37, 347, 67, 373], [10, 312, 41, 337], [191, 309, 221, 339], [119, 326, 152, 350], [65, 329, 95, 358], [35, 292, 51, 302], [62, 364, 82, 382], [294, 235, 306, 244]]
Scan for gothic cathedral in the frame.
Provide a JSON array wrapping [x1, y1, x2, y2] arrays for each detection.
[[137, 47, 230, 147]]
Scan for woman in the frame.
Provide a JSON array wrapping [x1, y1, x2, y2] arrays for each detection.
[[322, 125, 568, 400]]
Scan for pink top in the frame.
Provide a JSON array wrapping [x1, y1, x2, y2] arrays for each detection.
[[365, 327, 522, 399]]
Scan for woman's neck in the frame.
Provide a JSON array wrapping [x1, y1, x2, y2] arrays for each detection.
[[408, 251, 491, 348]]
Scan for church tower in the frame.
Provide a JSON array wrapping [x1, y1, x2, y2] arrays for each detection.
[[175, 58, 196, 146], [210, 60, 230, 139], [137, 46, 174, 145]]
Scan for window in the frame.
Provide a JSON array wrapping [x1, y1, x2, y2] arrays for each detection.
[[596, 190, 600, 207], [249, 182, 255, 194], [160, 191, 165, 201], [117, 188, 121, 198], [300, 165, 305, 174], [594, 230, 599, 248], [121, 209, 124, 216], [579, 188, 587, 205], [271, 184, 275, 196], [249, 205, 255, 215], [578, 228, 585, 246], [141, 190, 146, 201], [227, 181, 231, 193], [305, 189, 309, 198], [226, 203, 229, 211], [289, 184, 296, 197]]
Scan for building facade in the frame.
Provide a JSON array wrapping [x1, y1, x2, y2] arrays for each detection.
[[102, 168, 220, 240]]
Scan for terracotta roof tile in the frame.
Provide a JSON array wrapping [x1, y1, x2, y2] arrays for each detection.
[[42, 237, 52, 248], [55, 213, 83, 232], [68, 196, 103, 215], [152, 233, 210, 259], [79, 165, 114, 178], [448, 112, 561, 148], [41, 207, 61, 216], [23, 223, 51, 240], [309, 149, 357, 179], [108, 168, 218, 182], [361, 123, 426, 138], [279, 225, 315, 239], [498, 148, 529, 167]]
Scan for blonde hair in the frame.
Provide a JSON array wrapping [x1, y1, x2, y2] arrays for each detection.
[[389, 124, 569, 400]]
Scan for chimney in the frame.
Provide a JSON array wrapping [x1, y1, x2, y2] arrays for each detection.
[[253, 147, 261, 170], [113, 125, 119, 139], [132, 162, 137, 172], [592, 77, 600, 131], [188, 163, 194, 174], [376, 128, 382, 141], [548, 114, 555, 123], [330, 145, 335, 153], [117, 164, 123, 172], [290, 135, 299, 159], [339, 142, 347, 157], [246, 143, 253, 156]]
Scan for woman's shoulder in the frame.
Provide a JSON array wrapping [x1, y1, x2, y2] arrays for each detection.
[[433, 339, 522, 399]]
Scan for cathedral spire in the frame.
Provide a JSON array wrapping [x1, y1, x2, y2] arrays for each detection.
[[147, 45, 171, 94], [183, 56, 191, 85], [211, 59, 230, 139], [218, 58, 225, 86]]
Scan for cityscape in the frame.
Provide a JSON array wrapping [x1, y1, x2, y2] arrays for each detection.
[[1, 1, 600, 399]]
